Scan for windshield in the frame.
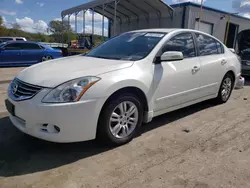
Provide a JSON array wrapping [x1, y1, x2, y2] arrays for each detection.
[[86, 32, 166, 61]]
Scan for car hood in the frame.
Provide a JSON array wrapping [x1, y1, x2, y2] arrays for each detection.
[[16, 55, 134, 88]]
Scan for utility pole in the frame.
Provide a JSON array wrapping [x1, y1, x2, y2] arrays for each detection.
[[224, 12, 239, 45], [198, 0, 204, 30], [224, 14, 231, 45]]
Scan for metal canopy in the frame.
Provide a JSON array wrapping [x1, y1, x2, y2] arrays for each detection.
[[61, 0, 173, 20], [61, 0, 174, 41]]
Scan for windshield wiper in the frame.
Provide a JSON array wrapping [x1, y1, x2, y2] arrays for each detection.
[[88, 55, 122, 60]]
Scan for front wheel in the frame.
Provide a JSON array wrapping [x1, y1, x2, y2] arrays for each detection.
[[214, 73, 234, 104], [42, 56, 52, 62], [97, 94, 143, 146]]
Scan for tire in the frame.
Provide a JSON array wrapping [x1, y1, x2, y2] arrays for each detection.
[[42, 56, 52, 62], [214, 73, 234, 104], [97, 93, 143, 146]]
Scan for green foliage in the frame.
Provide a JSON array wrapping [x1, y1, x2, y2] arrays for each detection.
[[0, 16, 3, 26], [0, 18, 108, 44], [48, 20, 71, 34], [12, 23, 21, 30]]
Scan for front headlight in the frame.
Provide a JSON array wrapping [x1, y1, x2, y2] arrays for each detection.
[[42, 76, 100, 103]]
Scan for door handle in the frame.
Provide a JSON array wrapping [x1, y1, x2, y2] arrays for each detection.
[[221, 59, 227, 65], [192, 66, 200, 73]]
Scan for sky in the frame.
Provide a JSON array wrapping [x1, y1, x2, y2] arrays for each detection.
[[0, 0, 249, 36]]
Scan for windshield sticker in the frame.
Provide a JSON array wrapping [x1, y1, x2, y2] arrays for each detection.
[[145, 33, 165, 38], [127, 33, 146, 42]]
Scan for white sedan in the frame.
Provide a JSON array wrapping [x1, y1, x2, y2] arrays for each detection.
[[5, 29, 241, 146]]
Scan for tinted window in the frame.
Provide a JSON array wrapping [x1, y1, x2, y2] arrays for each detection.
[[16, 38, 25, 41], [216, 42, 224, 54], [0, 38, 13, 43], [162, 33, 196, 58], [86, 32, 166, 61], [20, 43, 41, 50], [5, 43, 22, 50], [196, 33, 218, 56]]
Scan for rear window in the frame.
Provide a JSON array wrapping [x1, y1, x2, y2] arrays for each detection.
[[16, 38, 25, 41], [195, 33, 222, 56]]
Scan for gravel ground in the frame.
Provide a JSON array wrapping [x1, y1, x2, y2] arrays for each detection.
[[0, 73, 250, 188], [0, 67, 23, 84]]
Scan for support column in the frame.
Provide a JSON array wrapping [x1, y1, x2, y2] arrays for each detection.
[[83, 10, 86, 34], [68, 14, 71, 44], [61, 16, 64, 43], [75, 12, 78, 34], [102, 4, 105, 40], [114, 1, 117, 36], [92, 9, 94, 35]]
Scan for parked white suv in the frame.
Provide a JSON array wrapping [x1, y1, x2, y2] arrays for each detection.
[[0, 37, 27, 43], [6, 29, 241, 145]]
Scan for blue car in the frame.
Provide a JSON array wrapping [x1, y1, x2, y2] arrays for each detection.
[[0, 41, 63, 67]]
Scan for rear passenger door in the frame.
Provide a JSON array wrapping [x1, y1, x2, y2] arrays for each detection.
[[20, 43, 44, 64], [195, 33, 226, 96]]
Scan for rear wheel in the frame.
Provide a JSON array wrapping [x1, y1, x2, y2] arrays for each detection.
[[42, 56, 52, 62], [97, 94, 143, 146], [214, 73, 234, 104]]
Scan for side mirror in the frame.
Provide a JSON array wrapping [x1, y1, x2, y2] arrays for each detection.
[[160, 51, 184, 62]]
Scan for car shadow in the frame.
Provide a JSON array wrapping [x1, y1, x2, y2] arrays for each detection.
[[244, 76, 250, 86], [140, 101, 213, 134], [0, 100, 215, 178]]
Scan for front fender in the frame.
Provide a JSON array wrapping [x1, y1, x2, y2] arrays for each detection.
[[81, 65, 154, 109]]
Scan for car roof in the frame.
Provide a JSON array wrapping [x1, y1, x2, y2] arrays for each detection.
[[128, 28, 222, 43], [128, 28, 213, 35], [3, 41, 40, 45], [0, 37, 26, 39]]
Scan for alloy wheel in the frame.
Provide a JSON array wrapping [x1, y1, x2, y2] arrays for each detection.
[[109, 101, 139, 139], [42, 56, 52, 61], [221, 77, 232, 101]]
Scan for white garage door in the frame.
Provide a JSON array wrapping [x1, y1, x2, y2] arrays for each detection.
[[195, 21, 213, 35]]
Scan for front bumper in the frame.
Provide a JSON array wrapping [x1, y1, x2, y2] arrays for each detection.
[[7, 89, 105, 143]]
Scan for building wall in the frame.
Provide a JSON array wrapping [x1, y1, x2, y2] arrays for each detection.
[[109, 3, 250, 46], [109, 7, 184, 36], [187, 5, 250, 43]]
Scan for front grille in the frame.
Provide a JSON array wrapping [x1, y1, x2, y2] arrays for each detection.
[[9, 78, 44, 101]]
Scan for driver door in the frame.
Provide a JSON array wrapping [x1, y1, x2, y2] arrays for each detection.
[[0, 43, 22, 66], [153, 32, 201, 112]]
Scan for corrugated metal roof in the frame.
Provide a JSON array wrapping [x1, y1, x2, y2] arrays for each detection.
[[171, 2, 250, 22], [61, 0, 173, 20]]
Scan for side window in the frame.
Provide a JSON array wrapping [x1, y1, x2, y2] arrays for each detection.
[[162, 33, 196, 58], [21, 43, 41, 50], [16, 38, 24, 41], [216, 41, 224, 54], [39, 45, 45, 49], [195, 33, 218, 56], [4, 43, 22, 50]]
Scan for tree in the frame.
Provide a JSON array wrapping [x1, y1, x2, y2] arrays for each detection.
[[47, 20, 74, 43], [47, 20, 72, 34], [0, 16, 3, 26], [12, 23, 21, 30]]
